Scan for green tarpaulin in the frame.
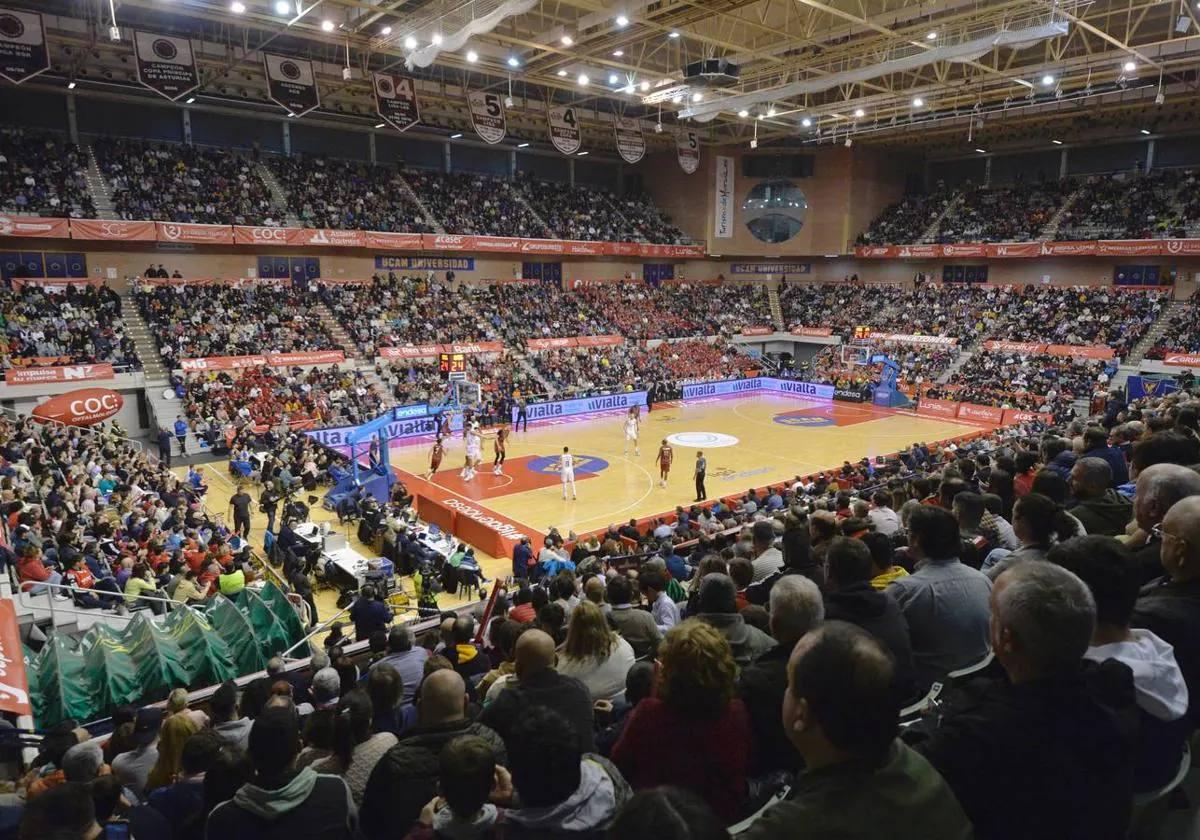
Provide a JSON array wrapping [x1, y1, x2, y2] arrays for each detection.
[[28, 583, 306, 728]]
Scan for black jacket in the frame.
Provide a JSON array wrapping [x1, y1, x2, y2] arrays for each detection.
[[905, 659, 1139, 840], [736, 643, 801, 775], [359, 719, 506, 840], [205, 769, 356, 840], [824, 583, 917, 703], [1133, 576, 1200, 726], [1069, 490, 1132, 538], [479, 668, 596, 754]]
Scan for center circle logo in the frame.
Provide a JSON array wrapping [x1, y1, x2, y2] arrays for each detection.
[[774, 410, 835, 427], [526, 454, 609, 475], [152, 39, 178, 60], [280, 60, 301, 80], [666, 432, 739, 448]]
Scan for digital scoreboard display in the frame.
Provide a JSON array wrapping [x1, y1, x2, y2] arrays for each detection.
[[852, 325, 872, 341], [439, 352, 466, 374]]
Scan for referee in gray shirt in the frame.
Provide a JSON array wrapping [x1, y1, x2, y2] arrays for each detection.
[[694, 450, 707, 501]]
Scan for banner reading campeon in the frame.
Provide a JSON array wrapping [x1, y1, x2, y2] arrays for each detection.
[[0, 6, 50, 84], [468, 90, 507, 144], [263, 53, 320, 117], [373, 72, 420, 132], [133, 30, 200, 100]]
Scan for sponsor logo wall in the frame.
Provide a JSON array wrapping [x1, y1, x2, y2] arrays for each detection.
[[5, 364, 115, 385], [178, 350, 346, 371], [680, 377, 836, 401], [854, 239, 1200, 258], [522, 390, 648, 421]]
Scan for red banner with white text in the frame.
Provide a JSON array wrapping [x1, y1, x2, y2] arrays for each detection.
[[70, 219, 156, 241], [741, 326, 773, 336], [1044, 344, 1115, 360], [1163, 353, 1200, 366], [957, 403, 1005, 424], [791, 326, 834, 337], [5, 363, 115, 384], [0, 600, 31, 716], [854, 239, 1200, 259], [575, 335, 625, 348], [916, 398, 960, 419], [232, 225, 300, 245], [0, 215, 70, 238], [178, 351, 346, 372], [1002, 409, 1054, 426], [156, 221, 234, 244], [378, 342, 504, 360], [982, 341, 1047, 354]]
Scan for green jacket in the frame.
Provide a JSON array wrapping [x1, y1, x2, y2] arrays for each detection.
[[739, 739, 972, 840]]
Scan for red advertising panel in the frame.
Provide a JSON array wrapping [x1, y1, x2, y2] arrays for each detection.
[[424, 234, 475, 251], [564, 241, 606, 256], [895, 244, 939, 258], [463, 236, 521, 253], [741, 326, 773, 336], [939, 243, 988, 258], [155, 221, 234, 244], [608, 242, 641, 257], [527, 337, 576, 351], [289, 229, 365, 248], [416, 495, 457, 536], [982, 341, 1047, 354], [791, 326, 834, 337], [362, 231, 424, 250], [442, 342, 504, 355], [1002, 409, 1054, 426], [266, 351, 347, 366], [232, 225, 299, 245], [32, 388, 123, 426], [379, 345, 441, 360], [1044, 344, 1115, 360], [873, 333, 957, 346], [0, 214, 70, 238], [1096, 239, 1163, 257], [957, 403, 1004, 424], [916, 398, 960, 419], [518, 239, 567, 255], [179, 355, 267, 372], [854, 246, 896, 258], [1163, 239, 1200, 256], [575, 335, 625, 348], [985, 242, 1042, 258], [4, 363, 115, 384], [0, 600, 31, 716], [70, 219, 156, 241], [1040, 241, 1097, 256], [1164, 353, 1200, 367]]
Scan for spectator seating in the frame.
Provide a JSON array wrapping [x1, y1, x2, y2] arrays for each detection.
[[94, 138, 283, 225], [0, 283, 139, 370], [404, 170, 546, 237], [931, 180, 1074, 244], [0, 127, 96, 218], [1146, 300, 1200, 358], [267, 155, 434, 233], [574, 283, 774, 339], [1056, 169, 1200, 241], [855, 190, 956, 246]]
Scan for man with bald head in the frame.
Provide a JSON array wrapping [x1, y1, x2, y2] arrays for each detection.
[[1133, 495, 1200, 727], [1126, 463, 1200, 584], [479, 628, 596, 753], [360, 669, 505, 840]]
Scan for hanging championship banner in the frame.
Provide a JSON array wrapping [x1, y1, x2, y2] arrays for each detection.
[[548, 105, 581, 155], [373, 72, 420, 132], [263, 53, 320, 117], [0, 7, 50, 85], [676, 128, 700, 174], [133, 31, 200, 101], [468, 91, 506, 144], [614, 116, 645, 163]]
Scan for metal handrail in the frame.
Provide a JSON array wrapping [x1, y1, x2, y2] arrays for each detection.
[[279, 605, 353, 660], [14, 578, 207, 628]]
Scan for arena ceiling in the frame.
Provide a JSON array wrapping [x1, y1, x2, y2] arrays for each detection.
[[21, 0, 1200, 156]]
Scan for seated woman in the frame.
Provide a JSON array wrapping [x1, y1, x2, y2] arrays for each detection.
[[556, 601, 636, 703]]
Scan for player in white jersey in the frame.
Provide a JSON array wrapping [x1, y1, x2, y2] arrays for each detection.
[[560, 445, 577, 500], [622, 407, 641, 456], [462, 423, 483, 480]]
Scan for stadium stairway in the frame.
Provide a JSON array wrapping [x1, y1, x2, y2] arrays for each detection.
[[510, 188, 554, 239], [83, 145, 118, 220], [119, 288, 170, 386], [918, 192, 964, 243], [396, 172, 446, 234], [1038, 183, 1087, 240], [516, 353, 556, 396], [1124, 299, 1187, 367], [937, 348, 975, 384], [255, 162, 302, 227], [767, 287, 785, 331], [315, 300, 358, 356]]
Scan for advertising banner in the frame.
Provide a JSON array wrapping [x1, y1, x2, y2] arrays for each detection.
[[983, 341, 1047, 354], [681, 378, 835, 401], [378, 342, 502, 359], [70, 219, 157, 241], [873, 333, 958, 346], [1001, 409, 1054, 425], [266, 350, 346, 366], [957, 403, 1005, 424], [290, 228, 365, 247], [32, 388, 123, 426], [364, 231, 424, 250], [940, 243, 988, 258], [1163, 353, 1200, 367], [526, 337, 577, 351], [916, 397, 960, 419], [522, 390, 648, 422], [731, 263, 811, 274], [179, 355, 267, 372], [986, 242, 1042, 258], [833, 387, 867, 403], [0, 600, 30, 716], [1044, 344, 1115, 360], [0, 214, 69, 238], [467, 90, 506, 144], [133, 31, 200, 100], [1096, 239, 1164, 257], [156, 221, 234, 244], [375, 255, 474, 271], [373, 72, 420, 132], [714, 156, 734, 239], [1164, 239, 1200, 256], [1126, 376, 1180, 400], [575, 335, 624, 348], [613, 117, 645, 164], [740, 326, 774, 336], [263, 53, 320, 117], [791, 326, 833, 337], [5, 363, 115, 385], [676, 129, 700, 174], [548, 105, 581, 155], [231, 225, 298, 245], [0, 7, 49, 85]]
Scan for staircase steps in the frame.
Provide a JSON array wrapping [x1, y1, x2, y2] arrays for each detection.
[[918, 193, 964, 244], [396, 172, 446, 234], [1125, 299, 1185, 366], [1038, 184, 1086, 240], [255, 162, 301, 227], [767, 287, 785, 331], [509, 184, 555, 239], [937, 349, 974, 384], [83, 145, 118, 220], [119, 287, 170, 385]]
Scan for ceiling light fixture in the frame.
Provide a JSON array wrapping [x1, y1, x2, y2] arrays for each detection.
[[926, 31, 937, 40], [507, 56, 520, 67], [615, 14, 629, 27], [737, 109, 749, 118], [639, 80, 649, 92], [274, 0, 290, 13], [912, 96, 924, 107], [613, 50, 623, 57], [577, 151, 588, 156], [374, 122, 385, 128], [975, 148, 987, 153], [668, 31, 680, 38], [230, 1, 245, 13], [431, 33, 443, 45], [801, 117, 812, 127], [556, 69, 568, 77], [1051, 139, 1063, 145], [561, 34, 573, 46], [1123, 60, 1137, 72], [692, 92, 702, 102], [766, 106, 776, 117], [321, 19, 335, 32], [67, 81, 76, 89], [185, 96, 195, 103], [381, 26, 392, 35], [608, 73, 619, 84], [1041, 74, 1054, 86], [1140, 128, 1151, 134], [853, 108, 865, 118], [404, 36, 417, 49], [466, 50, 478, 62], [518, 142, 529, 148], [450, 133, 462, 138], [578, 73, 589, 85]]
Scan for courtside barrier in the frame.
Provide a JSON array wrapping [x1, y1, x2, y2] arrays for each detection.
[[415, 495, 457, 538], [520, 390, 648, 423], [681, 377, 835, 401]]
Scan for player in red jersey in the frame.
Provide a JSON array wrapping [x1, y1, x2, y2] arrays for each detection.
[[492, 425, 510, 475], [656, 438, 673, 487], [427, 438, 444, 479]]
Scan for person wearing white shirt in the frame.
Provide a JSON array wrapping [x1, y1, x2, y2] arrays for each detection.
[[560, 446, 577, 500], [640, 570, 679, 634], [868, 491, 901, 537]]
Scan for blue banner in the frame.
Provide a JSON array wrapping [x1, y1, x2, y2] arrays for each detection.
[[306, 411, 463, 449], [392, 403, 430, 420], [521, 390, 648, 422], [681, 378, 834, 401], [375, 255, 475, 271], [729, 263, 811, 275], [1127, 375, 1180, 401]]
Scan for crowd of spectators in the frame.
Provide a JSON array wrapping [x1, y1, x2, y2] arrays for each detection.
[[0, 127, 96, 218], [1056, 169, 1199, 241], [946, 350, 1108, 405], [573, 282, 773, 339], [1146, 299, 1200, 358], [181, 365, 384, 434], [268, 156, 434, 233], [136, 282, 340, 369], [805, 340, 957, 390], [855, 189, 956, 245], [404, 171, 547, 238], [0, 283, 139, 370], [94, 139, 281, 226], [514, 179, 687, 244], [780, 280, 911, 336], [931, 180, 1074, 244]]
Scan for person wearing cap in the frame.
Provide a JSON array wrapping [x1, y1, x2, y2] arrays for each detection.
[[112, 707, 163, 797], [206, 706, 357, 840]]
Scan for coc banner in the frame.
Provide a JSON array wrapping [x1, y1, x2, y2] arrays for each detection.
[[548, 105, 581, 155], [0, 7, 50, 84], [133, 31, 200, 101], [676, 129, 700, 174], [373, 72, 420, 132], [613, 117, 645, 163], [264, 53, 320, 117], [468, 91, 506, 144]]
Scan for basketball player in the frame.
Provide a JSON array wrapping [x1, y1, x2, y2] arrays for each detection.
[[656, 438, 673, 487], [560, 445, 577, 500], [492, 425, 510, 474], [437, 412, 451, 441], [463, 423, 483, 480], [623, 406, 641, 456], [426, 437, 444, 480]]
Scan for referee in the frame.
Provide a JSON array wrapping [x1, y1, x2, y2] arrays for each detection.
[[694, 450, 707, 502]]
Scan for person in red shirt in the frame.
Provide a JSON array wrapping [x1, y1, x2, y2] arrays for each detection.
[[16, 546, 61, 595], [656, 439, 673, 488], [427, 438, 444, 480], [1012, 450, 1039, 499], [612, 619, 751, 825]]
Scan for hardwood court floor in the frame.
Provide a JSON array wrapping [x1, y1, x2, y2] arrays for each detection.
[[387, 394, 989, 538]]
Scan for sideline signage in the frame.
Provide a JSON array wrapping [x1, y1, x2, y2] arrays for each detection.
[[522, 390, 647, 422]]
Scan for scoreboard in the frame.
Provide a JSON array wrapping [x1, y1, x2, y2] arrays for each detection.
[[439, 352, 466, 375], [852, 325, 872, 341]]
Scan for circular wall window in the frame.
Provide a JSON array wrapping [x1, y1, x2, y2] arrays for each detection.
[[742, 179, 808, 244]]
